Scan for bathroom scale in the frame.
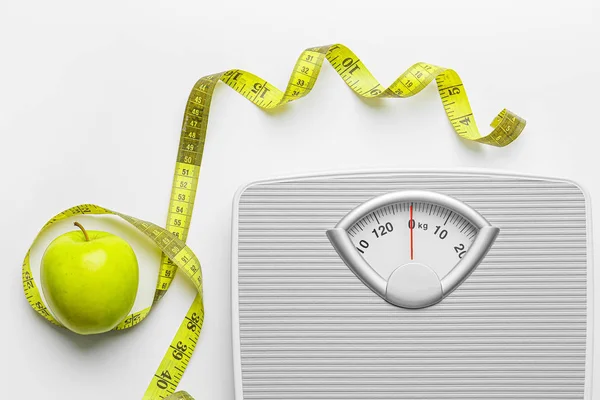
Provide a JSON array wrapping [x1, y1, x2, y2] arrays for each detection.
[[232, 170, 594, 399]]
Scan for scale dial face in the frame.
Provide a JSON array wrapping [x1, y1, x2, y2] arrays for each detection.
[[348, 201, 478, 281], [327, 190, 499, 309]]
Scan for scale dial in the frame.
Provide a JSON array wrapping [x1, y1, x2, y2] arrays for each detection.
[[327, 190, 499, 309], [348, 201, 477, 284]]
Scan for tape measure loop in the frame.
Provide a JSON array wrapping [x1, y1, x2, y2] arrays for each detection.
[[23, 43, 526, 399]]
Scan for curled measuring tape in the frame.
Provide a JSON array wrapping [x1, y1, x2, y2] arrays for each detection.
[[22, 44, 526, 399]]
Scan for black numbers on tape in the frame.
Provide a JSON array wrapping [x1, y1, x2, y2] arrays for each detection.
[[156, 370, 173, 390], [177, 341, 188, 352], [156, 369, 173, 390], [172, 347, 184, 361], [187, 313, 201, 332], [161, 370, 172, 379], [448, 87, 461, 96], [156, 380, 168, 390]]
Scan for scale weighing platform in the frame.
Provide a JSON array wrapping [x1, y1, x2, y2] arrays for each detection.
[[232, 171, 594, 399]]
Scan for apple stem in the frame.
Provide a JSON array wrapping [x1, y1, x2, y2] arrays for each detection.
[[74, 222, 90, 241]]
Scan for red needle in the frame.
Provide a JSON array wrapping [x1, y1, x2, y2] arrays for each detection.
[[410, 204, 414, 260]]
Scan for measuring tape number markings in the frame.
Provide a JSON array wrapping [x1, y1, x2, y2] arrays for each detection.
[[21, 43, 526, 400]]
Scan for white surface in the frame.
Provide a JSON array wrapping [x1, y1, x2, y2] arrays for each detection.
[[0, 0, 598, 398]]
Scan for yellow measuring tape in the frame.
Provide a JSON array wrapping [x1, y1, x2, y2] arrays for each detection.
[[22, 44, 526, 399]]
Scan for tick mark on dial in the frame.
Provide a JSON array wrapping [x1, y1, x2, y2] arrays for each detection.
[[444, 211, 452, 226]]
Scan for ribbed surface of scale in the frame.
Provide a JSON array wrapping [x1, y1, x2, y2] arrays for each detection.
[[235, 172, 589, 400]]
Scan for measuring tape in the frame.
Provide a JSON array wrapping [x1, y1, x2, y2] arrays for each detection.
[[21, 43, 526, 399]]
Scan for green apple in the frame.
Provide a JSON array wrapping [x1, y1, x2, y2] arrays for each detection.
[[41, 222, 139, 335]]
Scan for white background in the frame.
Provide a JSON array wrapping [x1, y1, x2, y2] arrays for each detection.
[[1, 0, 599, 398]]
